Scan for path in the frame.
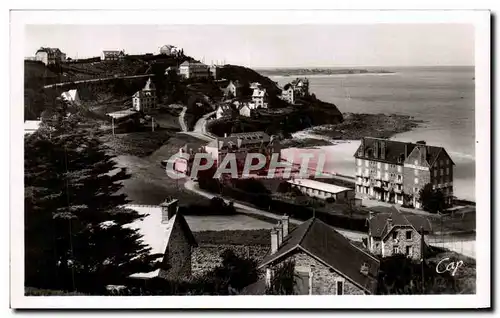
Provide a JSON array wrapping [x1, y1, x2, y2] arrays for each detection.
[[179, 111, 216, 142], [178, 107, 188, 132], [44, 74, 155, 89]]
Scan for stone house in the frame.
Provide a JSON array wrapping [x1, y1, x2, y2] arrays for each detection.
[[132, 78, 157, 112], [35, 47, 66, 65], [366, 206, 432, 260], [354, 137, 455, 208], [124, 198, 198, 281], [244, 216, 380, 295]]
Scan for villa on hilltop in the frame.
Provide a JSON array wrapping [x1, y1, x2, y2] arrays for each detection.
[[102, 50, 125, 61], [35, 47, 66, 65], [354, 137, 455, 208]]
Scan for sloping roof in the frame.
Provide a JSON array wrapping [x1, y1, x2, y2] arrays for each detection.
[[124, 204, 197, 263], [354, 137, 453, 166], [252, 88, 267, 98], [259, 218, 380, 294], [61, 89, 79, 103], [106, 109, 138, 120], [288, 179, 353, 194], [143, 78, 156, 91], [368, 206, 432, 238]]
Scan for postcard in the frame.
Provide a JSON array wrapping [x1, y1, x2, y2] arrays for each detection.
[[10, 9, 491, 309]]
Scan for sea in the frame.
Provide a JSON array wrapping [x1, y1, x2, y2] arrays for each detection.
[[271, 66, 476, 201]]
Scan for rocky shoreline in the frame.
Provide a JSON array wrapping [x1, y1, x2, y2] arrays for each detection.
[[283, 112, 424, 148]]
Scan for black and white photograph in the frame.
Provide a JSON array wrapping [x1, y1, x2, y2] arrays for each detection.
[[9, 9, 491, 309]]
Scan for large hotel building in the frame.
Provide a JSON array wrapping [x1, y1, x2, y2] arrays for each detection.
[[354, 137, 455, 208]]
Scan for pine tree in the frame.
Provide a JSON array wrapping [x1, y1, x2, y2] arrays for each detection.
[[25, 103, 155, 293]]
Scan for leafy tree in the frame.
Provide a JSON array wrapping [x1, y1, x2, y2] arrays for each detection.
[[419, 183, 446, 213], [212, 249, 259, 293], [25, 107, 154, 293], [266, 259, 298, 295]]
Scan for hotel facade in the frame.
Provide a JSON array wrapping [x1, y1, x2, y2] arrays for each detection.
[[354, 137, 454, 209]]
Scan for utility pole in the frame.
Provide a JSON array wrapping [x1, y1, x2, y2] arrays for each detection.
[[112, 117, 115, 136], [420, 226, 425, 294], [152, 117, 155, 132]]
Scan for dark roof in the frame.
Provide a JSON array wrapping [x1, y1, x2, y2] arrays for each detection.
[[258, 218, 380, 294], [368, 206, 432, 239], [354, 137, 453, 166], [36, 47, 63, 54]]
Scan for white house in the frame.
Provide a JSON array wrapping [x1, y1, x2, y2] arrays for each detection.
[[239, 104, 253, 117], [252, 88, 268, 109], [132, 78, 157, 112], [60, 89, 81, 106]]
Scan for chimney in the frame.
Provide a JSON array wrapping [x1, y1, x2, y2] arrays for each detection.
[[276, 222, 283, 247], [282, 215, 289, 237], [386, 217, 393, 230], [373, 141, 379, 159], [358, 138, 364, 157], [380, 141, 386, 160], [420, 145, 427, 164], [160, 198, 178, 223], [270, 228, 278, 254]]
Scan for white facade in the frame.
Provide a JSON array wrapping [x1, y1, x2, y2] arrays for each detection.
[[252, 88, 268, 109], [239, 104, 252, 117], [132, 78, 157, 112], [179, 61, 210, 79]]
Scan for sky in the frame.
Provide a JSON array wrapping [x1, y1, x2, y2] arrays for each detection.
[[25, 24, 474, 68]]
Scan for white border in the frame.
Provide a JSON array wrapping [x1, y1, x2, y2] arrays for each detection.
[[9, 10, 490, 309]]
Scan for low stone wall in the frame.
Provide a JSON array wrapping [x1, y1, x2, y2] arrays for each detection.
[[192, 244, 269, 276]]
